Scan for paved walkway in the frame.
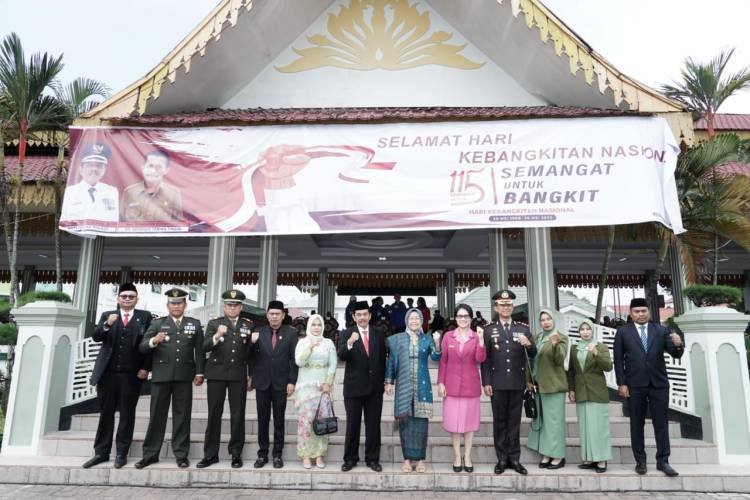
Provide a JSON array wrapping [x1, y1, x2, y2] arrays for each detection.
[[0, 486, 748, 500]]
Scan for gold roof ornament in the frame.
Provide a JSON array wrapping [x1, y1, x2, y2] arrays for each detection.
[[275, 0, 485, 73]]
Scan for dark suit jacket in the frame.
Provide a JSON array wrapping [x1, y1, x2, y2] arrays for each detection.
[[90, 309, 152, 386], [249, 324, 298, 391], [613, 322, 684, 389], [337, 325, 386, 399]]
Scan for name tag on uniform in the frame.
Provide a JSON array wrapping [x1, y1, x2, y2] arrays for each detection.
[[185, 323, 196, 336]]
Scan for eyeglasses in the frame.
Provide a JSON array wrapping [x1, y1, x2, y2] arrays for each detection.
[[119, 294, 137, 299], [455, 314, 471, 318]]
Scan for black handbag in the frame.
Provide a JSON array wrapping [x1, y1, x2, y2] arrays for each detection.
[[523, 349, 539, 420], [312, 392, 338, 436]]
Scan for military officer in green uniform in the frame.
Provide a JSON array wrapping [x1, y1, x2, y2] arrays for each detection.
[[135, 288, 205, 469], [197, 289, 254, 469]]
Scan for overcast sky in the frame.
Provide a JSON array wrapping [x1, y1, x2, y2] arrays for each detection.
[[1, 0, 749, 112]]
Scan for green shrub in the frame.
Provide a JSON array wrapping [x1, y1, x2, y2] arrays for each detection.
[[16, 291, 72, 308], [0, 323, 17, 345], [0, 301, 10, 317], [684, 285, 742, 307]]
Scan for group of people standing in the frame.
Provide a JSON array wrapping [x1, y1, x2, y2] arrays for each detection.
[[82, 284, 684, 477]]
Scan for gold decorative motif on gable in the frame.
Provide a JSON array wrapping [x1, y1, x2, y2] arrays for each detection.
[[276, 0, 484, 73]]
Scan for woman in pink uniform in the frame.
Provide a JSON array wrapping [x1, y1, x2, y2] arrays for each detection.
[[437, 304, 486, 473]]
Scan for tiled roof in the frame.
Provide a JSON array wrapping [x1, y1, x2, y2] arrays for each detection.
[[109, 106, 646, 126], [694, 114, 750, 130], [2, 156, 61, 182]]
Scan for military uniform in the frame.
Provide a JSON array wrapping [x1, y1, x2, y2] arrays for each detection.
[[200, 290, 254, 465], [481, 291, 537, 468], [120, 182, 182, 222], [138, 290, 204, 466]]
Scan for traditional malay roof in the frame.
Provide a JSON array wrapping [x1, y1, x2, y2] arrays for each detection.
[[694, 113, 750, 130]]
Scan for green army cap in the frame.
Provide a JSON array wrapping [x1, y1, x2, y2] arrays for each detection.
[[165, 287, 188, 303], [222, 289, 246, 304]]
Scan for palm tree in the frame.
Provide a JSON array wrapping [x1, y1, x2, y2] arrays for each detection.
[[49, 78, 110, 291], [661, 48, 750, 139], [0, 32, 64, 305]]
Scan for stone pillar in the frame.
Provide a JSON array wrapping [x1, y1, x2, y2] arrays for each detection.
[[674, 307, 750, 464], [524, 228, 556, 327], [436, 285, 446, 317], [20, 265, 36, 294], [1, 301, 84, 457], [668, 243, 693, 316], [72, 236, 104, 339], [743, 271, 750, 314], [446, 269, 456, 318], [317, 268, 328, 315], [119, 266, 132, 284], [205, 236, 237, 317], [488, 228, 508, 293], [257, 236, 279, 308]]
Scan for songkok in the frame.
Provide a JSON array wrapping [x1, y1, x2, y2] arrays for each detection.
[[119, 282, 137, 294], [352, 300, 370, 312], [267, 300, 285, 311], [630, 298, 649, 308]]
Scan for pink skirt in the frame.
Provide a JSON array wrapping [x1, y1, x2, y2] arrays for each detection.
[[442, 396, 481, 433]]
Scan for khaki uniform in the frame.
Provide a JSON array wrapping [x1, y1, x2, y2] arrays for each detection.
[[121, 182, 182, 222]]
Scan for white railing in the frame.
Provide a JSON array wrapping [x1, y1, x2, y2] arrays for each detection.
[[67, 337, 101, 404], [566, 322, 695, 415]]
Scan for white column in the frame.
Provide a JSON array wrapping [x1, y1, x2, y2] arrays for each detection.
[[674, 306, 750, 464], [317, 268, 328, 315], [446, 269, 456, 317], [257, 236, 279, 308], [72, 236, 104, 339], [1, 301, 84, 457], [488, 228, 508, 293], [205, 236, 237, 317], [524, 228, 556, 327]]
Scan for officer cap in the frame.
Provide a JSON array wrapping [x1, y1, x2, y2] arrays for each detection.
[[165, 287, 188, 303], [222, 289, 246, 303], [492, 289, 516, 305], [80, 143, 112, 165]]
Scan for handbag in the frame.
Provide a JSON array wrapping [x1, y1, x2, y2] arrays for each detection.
[[523, 348, 539, 420], [312, 392, 338, 436]]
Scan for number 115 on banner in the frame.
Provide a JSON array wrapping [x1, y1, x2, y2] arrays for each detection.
[[449, 168, 496, 206]]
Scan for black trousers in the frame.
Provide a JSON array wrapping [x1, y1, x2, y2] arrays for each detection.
[[629, 385, 671, 465], [490, 389, 524, 463], [141, 381, 193, 461], [204, 379, 247, 458], [256, 388, 287, 458], [93, 371, 142, 457], [343, 391, 383, 464]]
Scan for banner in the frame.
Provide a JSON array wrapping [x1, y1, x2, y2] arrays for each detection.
[[60, 116, 684, 237]]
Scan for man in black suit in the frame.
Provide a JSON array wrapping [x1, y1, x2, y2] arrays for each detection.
[[337, 300, 387, 472], [481, 289, 536, 475], [614, 297, 684, 477], [249, 300, 298, 469], [82, 283, 152, 469]]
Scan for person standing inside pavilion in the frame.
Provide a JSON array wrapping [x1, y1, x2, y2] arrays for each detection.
[[83, 282, 152, 469], [249, 300, 298, 469], [481, 289, 536, 475], [614, 297, 684, 477], [338, 300, 387, 472], [136, 288, 204, 469], [197, 289, 254, 469]]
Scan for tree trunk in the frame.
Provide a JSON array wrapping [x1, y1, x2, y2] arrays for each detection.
[[595, 225, 616, 322], [54, 144, 65, 292], [0, 145, 13, 306], [1, 345, 14, 416], [712, 233, 719, 285]]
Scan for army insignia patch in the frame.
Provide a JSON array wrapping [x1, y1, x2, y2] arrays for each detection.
[[230, 290, 237, 299], [171, 289, 180, 297], [501, 291, 510, 299]]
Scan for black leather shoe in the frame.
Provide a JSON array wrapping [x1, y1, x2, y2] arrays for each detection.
[[367, 461, 382, 472], [635, 463, 647, 475], [547, 458, 566, 470], [231, 456, 243, 468], [196, 456, 218, 468], [134, 457, 158, 469], [578, 462, 596, 469], [595, 462, 607, 473], [341, 461, 356, 472], [176, 458, 190, 468], [82, 455, 109, 469], [273, 457, 284, 469], [538, 460, 550, 469], [494, 462, 505, 474], [254, 457, 268, 468], [509, 461, 528, 475], [113, 456, 127, 469], [657, 462, 679, 477]]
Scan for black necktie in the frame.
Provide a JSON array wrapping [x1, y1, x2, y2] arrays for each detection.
[[504, 323, 511, 335], [88, 187, 96, 202]]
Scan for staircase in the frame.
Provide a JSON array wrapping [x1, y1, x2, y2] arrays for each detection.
[[1, 365, 747, 493]]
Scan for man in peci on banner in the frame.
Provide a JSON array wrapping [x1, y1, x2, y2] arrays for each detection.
[[121, 149, 183, 222], [60, 142, 119, 222]]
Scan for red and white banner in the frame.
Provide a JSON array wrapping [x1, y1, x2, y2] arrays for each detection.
[[60, 117, 684, 237]]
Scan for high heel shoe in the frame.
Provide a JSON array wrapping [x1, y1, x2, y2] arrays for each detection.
[[547, 458, 566, 470], [463, 456, 474, 473], [595, 461, 607, 473], [453, 458, 462, 473]]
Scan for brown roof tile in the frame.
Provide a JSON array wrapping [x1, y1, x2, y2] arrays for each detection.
[[694, 113, 750, 131], [3, 156, 62, 182]]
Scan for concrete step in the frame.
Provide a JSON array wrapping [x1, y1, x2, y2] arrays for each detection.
[[69, 412, 681, 439], [0, 456, 745, 493], [41, 430, 716, 465]]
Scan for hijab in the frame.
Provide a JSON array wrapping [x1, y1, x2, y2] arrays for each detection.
[[576, 319, 598, 369], [405, 308, 424, 336], [536, 308, 572, 373], [302, 314, 325, 349]]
